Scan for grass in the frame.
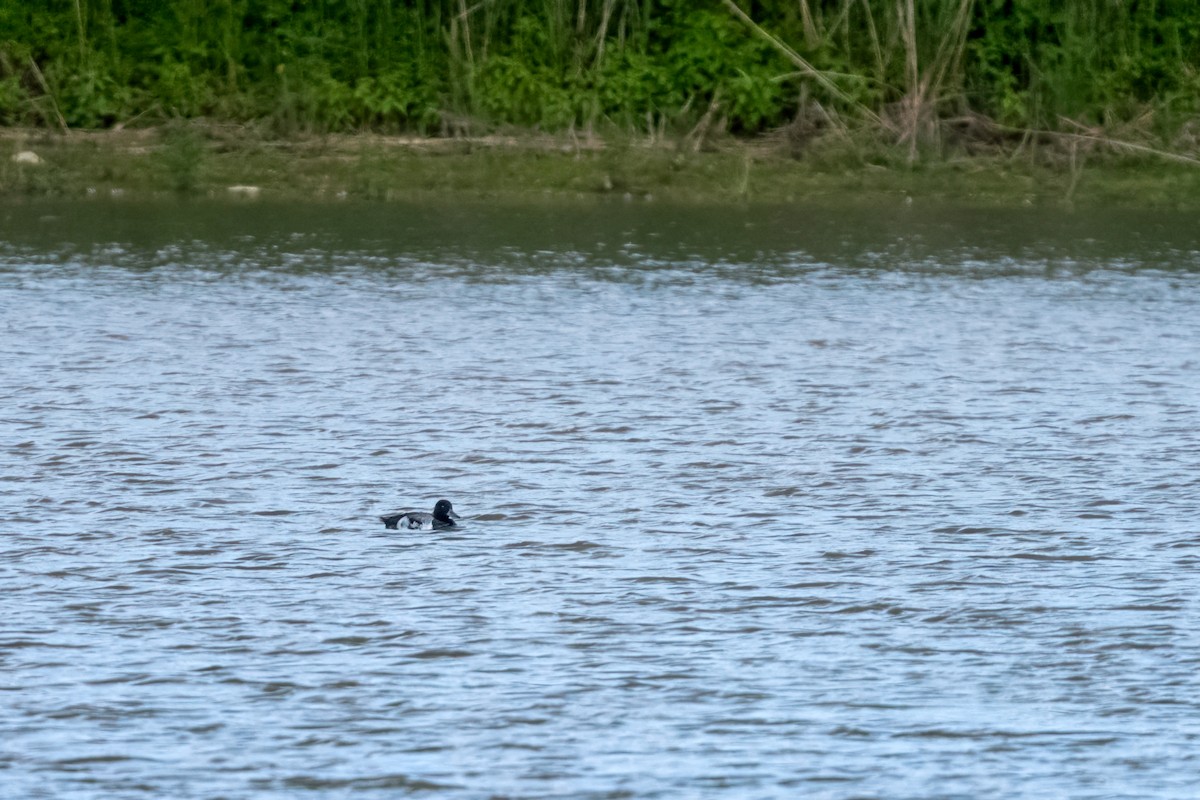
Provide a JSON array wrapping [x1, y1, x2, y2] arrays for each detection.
[[3, 124, 1200, 210]]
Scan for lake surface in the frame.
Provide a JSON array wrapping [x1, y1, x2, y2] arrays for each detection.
[[2, 199, 1198, 799]]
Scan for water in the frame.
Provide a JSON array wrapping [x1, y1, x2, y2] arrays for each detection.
[[2, 200, 1198, 799]]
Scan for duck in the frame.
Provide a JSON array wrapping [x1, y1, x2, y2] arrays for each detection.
[[380, 499, 460, 530]]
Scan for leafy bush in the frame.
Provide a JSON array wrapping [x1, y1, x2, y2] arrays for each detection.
[[1, 0, 1199, 143]]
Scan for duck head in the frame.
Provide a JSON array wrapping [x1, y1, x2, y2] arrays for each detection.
[[433, 499, 460, 525]]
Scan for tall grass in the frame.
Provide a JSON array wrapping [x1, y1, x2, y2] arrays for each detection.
[[2, 1, 1199, 156]]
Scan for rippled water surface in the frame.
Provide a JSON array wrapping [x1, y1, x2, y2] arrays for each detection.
[[2, 200, 1199, 799]]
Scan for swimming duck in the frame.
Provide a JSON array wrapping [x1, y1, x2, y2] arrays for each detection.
[[380, 499, 460, 530]]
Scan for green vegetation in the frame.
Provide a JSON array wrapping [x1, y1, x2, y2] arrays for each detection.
[[3, 1, 1200, 154], [4, 2, 1200, 206]]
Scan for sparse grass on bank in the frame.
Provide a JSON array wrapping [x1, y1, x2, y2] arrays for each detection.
[[3, 124, 1200, 210]]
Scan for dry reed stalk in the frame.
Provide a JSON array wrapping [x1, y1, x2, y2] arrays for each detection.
[[456, 0, 475, 68], [813, 101, 852, 141], [1066, 137, 1084, 203], [73, 0, 87, 59], [28, 57, 69, 133], [722, 0, 883, 127], [737, 149, 752, 196], [897, 0, 921, 160], [825, 2, 855, 44], [1055, 130, 1200, 166], [925, 0, 973, 102], [798, 0, 820, 48], [859, 0, 885, 83], [895, 0, 974, 162], [983, 115, 1200, 168], [684, 91, 723, 152], [798, 1, 855, 48], [593, 0, 617, 68]]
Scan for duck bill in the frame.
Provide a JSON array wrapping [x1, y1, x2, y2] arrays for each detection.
[[449, 510, 461, 520]]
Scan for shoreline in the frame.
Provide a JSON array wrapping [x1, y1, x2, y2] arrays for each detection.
[[4, 126, 1200, 210]]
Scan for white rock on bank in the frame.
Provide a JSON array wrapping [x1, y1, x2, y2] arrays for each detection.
[[12, 150, 42, 165], [227, 185, 261, 198]]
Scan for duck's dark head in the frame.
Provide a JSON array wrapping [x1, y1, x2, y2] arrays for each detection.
[[433, 499, 460, 525]]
